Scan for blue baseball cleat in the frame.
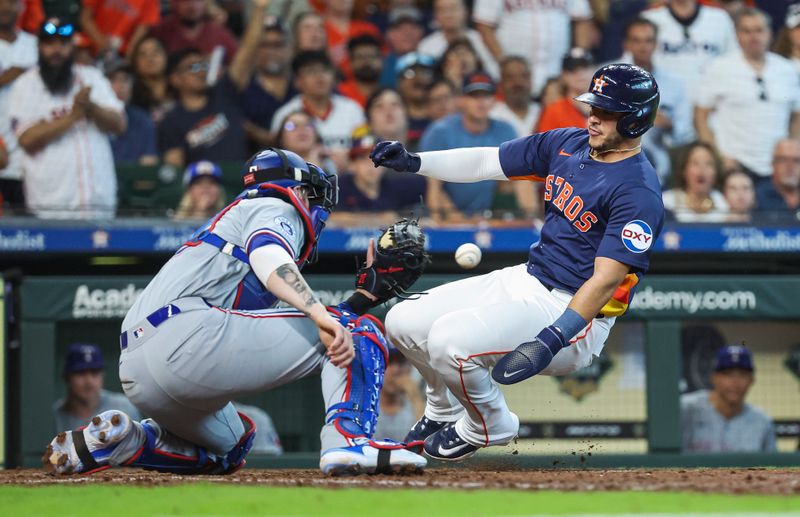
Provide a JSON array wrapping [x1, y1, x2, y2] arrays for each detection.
[[403, 416, 450, 454], [423, 423, 479, 461], [320, 439, 427, 476]]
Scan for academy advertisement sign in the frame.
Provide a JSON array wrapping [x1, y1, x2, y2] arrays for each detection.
[[19, 275, 800, 321]]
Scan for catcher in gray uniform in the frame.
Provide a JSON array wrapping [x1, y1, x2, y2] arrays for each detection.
[[42, 148, 429, 476]]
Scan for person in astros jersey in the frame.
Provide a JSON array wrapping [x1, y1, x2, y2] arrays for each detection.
[[370, 64, 665, 461]]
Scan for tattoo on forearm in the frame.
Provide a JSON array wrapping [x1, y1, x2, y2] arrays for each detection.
[[276, 264, 318, 311]]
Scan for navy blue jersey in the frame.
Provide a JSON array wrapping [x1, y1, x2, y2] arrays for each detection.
[[499, 127, 664, 315]]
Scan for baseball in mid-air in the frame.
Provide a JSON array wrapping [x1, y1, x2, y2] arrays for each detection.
[[455, 243, 481, 269]]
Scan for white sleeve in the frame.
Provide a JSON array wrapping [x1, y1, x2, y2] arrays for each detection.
[[84, 68, 124, 112], [693, 60, 722, 109], [250, 244, 295, 287], [8, 74, 43, 137], [569, 0, 593, 20], [417, 147, 506, 182], [473, 0, 502, 25]]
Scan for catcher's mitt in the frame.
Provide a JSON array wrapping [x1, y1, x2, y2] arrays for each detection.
[[356, 219, 430, 305]]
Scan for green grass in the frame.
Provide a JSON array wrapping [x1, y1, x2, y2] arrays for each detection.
[[1, 485, 799, 516]]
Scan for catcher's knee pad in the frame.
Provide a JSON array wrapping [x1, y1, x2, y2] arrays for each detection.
[[127, 412, 256, 475], [325, 314, 389, 440]]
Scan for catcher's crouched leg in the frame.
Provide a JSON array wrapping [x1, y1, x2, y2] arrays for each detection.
[[320, 309, 427, 476], [43, 411, 256, 475]]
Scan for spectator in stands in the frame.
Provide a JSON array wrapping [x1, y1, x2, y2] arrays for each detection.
[[174, 160, 226, 220], [756, 139, 800, 218], [379, 7, 426, 88], [322, 0, 381, 70], [681, 345, 776, 453], [365, 87, 428, 197], [419, 72, 517, 219], [723, 169, 756, 222], [150, 0, 238, 65], [0, 0, 37, 211], [275, 110, 335, 174], [270, 51, 365, 173], [78, 0, 159, 59], [772, 3, 800, 73], [536, 49, 593, 133], [332, 127, 424, 226], [662, 142, 730, 222], [232, 403, 283, 455], [539, 77, 564, 108], [395, 53, 435, 148], [10, 18, 125, 219], [374, 348, 425, 443], [620, 17, 693, 183], [439, 38, 485, 93], [159, 1, 268, 169], [366, 88, 408, 144], [53, 343, 141, 433], [642, 0, 736, 98], [130, 35, 173, 123], [338, 34, 383, 108], [292, 11, 326, 54], [418, 0, 499, 79], [107, 60, 157, 166], [427, 77, 457, 123], [695, 8, 800, 183], [242, 16, 295, 152], [473, 0, 593, 95], [490, 56, 539, 138]]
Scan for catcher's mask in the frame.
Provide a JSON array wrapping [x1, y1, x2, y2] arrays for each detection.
[[241, 147, 338, 264]]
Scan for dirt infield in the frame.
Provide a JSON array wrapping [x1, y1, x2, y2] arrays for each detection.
[[2, 467, 799, 494]]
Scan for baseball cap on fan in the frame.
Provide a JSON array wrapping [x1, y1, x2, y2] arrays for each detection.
[[562, 47, 594, 72], [713, 345, 754, 372], [462, 72, 496, 95], [350, 125, 377, 158], [787, 3, 800, 29], [388, 6, 423, 28], [183, 160, 223, 187], [64, 343, 104, 374]]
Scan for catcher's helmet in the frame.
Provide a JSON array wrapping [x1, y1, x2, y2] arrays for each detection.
[[575, 63, 660, 139], [241, 148, 336, 210]]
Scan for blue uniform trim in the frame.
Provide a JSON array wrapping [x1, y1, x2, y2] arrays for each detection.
[[198, 232, 250, 264], [246, 231, 295, 258]]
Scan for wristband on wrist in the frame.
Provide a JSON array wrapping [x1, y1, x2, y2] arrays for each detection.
[[550, 308, 589, 342]]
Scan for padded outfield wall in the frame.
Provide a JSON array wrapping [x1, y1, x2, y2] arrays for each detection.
[[6, 275, 800, 468]]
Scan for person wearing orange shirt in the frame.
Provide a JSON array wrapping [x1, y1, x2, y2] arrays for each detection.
[[338, 34, 382, 108], [536, 49, 593, 133], [323, 0, 381, 73], [79, 0, 160, 58]]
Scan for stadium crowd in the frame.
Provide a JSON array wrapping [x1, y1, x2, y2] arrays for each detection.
[[0, 0, 799, 224]]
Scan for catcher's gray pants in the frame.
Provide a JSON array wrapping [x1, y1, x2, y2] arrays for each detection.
[[119, 297, 349, 455]]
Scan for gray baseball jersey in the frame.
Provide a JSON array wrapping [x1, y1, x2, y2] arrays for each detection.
[[681, 390, 776, 453], [119, 195, 353, 456]]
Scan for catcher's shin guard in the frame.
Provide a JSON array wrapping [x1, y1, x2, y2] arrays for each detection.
[[127, 412, 256, 475], [325, 308, 389, 439]]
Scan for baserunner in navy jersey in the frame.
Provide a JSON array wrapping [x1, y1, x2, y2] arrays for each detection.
[[370, 64, 665, 461]]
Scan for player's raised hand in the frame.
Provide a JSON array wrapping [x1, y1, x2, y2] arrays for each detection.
[[492, 326, 567, 385], [318, 315, 355, 367], [369, 141, 421, 173]]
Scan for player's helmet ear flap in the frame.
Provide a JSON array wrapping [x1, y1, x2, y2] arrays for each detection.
[[574, 63, 660, 139]]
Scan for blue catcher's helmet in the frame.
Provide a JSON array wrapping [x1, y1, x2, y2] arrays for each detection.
[[241, 148, 338, 264], [574, 63, 660, 139]]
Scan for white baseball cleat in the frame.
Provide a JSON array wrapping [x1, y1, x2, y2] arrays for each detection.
[[320, 439, 427, 476], [42, 410, 134, 475]]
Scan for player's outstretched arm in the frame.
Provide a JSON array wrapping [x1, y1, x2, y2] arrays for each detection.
[[370, 141, 507, 183], [493, 258, 630, 385], [250, 245, 354, 367]]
